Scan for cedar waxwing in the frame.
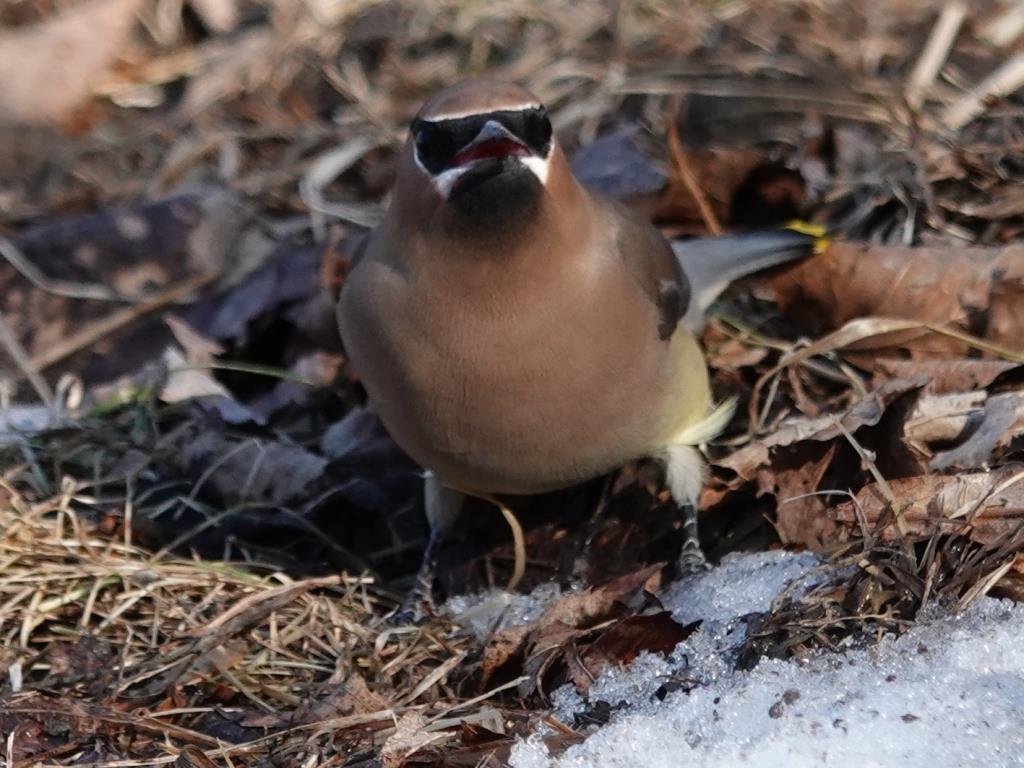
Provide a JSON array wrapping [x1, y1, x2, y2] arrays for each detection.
[[338, 79, 816, 613]]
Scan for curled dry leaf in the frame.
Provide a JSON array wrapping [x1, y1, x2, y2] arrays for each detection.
[[718, 379, 928, 548], [482, 565, 670, 696], [832, 464, 1024, 545], [380, 711, 446, 768], [767, 241, 1024, 358], [903, 389, 1024, 470], [871, 359, 1020, 394], [722, 378, 926, 480]]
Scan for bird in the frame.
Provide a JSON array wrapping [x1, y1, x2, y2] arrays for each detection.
[[337, 78, 818, 614]]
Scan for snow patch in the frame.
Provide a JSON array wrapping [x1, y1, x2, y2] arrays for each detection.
[[510, 551, 1024, 768]]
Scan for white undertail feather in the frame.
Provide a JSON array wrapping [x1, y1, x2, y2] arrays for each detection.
[[661, 398, 736, 507], [668, 397, 737, 447], [663, 444, 706, 507]]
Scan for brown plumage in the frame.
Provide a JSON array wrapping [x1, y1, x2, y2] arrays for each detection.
[[338, 78, 814, 612]]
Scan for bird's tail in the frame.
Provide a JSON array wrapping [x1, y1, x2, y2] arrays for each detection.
[[674, 224, 826, 329]]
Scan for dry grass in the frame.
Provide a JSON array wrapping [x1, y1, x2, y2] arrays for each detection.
[[0, 479, 502, 766]]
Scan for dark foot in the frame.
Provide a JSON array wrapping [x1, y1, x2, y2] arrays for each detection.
[[387, 529, 441, 626], [677, 503, 710, 575]]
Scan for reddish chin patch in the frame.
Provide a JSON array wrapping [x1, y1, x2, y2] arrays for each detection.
[[452, 137, 530, 166]]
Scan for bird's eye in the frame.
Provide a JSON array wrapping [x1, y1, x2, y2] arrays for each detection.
[[412, 119, 458, 174], [521, 107, 553, 156]]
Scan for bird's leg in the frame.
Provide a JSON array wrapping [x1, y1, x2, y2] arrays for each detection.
[[662, 444, 711, 575], [577, 473, 617, 575], [677, 501, 708, 574], [391, 473, 465, 624]]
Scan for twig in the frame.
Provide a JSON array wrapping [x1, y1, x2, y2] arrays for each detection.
[[0, 313, 53, 405], [666, 97, 722, 235], [28, 272, 218, 374], [942, 53, 1024, 130], [979, 0, 1024, 47], [0, 236, 140, 303], [470, 492, 527, 592], [833, 417, 909, 538], [906, 1, 967, 111]]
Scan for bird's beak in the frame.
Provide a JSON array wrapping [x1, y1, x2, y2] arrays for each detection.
[[450, 120, 531, 169]]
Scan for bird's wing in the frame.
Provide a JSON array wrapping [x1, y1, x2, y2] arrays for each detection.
[[604, 198, 691, 341], [673, 228, 820, 330]]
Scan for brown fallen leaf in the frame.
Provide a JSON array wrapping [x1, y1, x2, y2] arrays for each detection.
[[832, 464, 1024, 544], [579, 612, 693, 683], [654, 148, 776, 233], [871, 359, 1020, 394], [716, 379, 930, 549], [1, 190, 246, 391], [380, 712, 447, 768], [483, 565, 667, 699], [0, 0, 142, 126], [903, 390, 1024, 469], [767, 241, 1024, 358], [761, 442, 838, 548], [721, 378, 926, 480]]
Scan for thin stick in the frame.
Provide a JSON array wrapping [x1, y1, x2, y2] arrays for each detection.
[[942, 53, 1024, 130], [979, 0, 1024, 48], [833, 418, 909, 538], [906, 1, 967, 110], [474, 493, 527, 591], [0, 313, 53, 405], [666, 97, 722, 235], [0, 236, 146, 303], [28, 272, 217, 374]]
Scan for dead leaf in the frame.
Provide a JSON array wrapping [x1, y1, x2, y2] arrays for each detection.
[[767, 241, 1024, 358], [832, 464, 1024, 544], [1, 190, 245, 391], [903, 390, 1024, 468], [579, 612, 693, 685], [0, 0, 142, 126], [484, 566, 664, 699], [654, 147, 768, 232], [761, 442, 838, 547], [480, 624, 530, 688], [570, 126, 667, 201], [380, 712, 447, 768], [721, 378, 925, 480], [871, 359, 1020, 394], [930, 392, 1023, 470]]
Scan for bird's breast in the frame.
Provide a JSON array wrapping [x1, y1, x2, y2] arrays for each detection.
[[339, 250, 709, 495]]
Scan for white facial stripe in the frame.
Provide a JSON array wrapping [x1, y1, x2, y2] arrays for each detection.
[[421, 102, 542, 121], [520, 154, 550, 185], [431, 165, 472, 197]]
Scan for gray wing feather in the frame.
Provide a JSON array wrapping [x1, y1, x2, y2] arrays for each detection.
[[674, 230, 817, 330]]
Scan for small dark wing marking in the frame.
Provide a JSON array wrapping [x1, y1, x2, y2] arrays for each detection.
[[657, 280, 683, 340], [604, 198, 691, 341]]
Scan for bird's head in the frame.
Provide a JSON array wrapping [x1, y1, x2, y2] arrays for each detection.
[[400, 79, 557, 230]]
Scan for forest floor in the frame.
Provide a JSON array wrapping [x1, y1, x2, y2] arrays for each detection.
[[2, 1, 1024, 765]]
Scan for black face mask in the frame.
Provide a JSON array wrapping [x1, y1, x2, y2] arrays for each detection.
[[412, 107, 553, 175]]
